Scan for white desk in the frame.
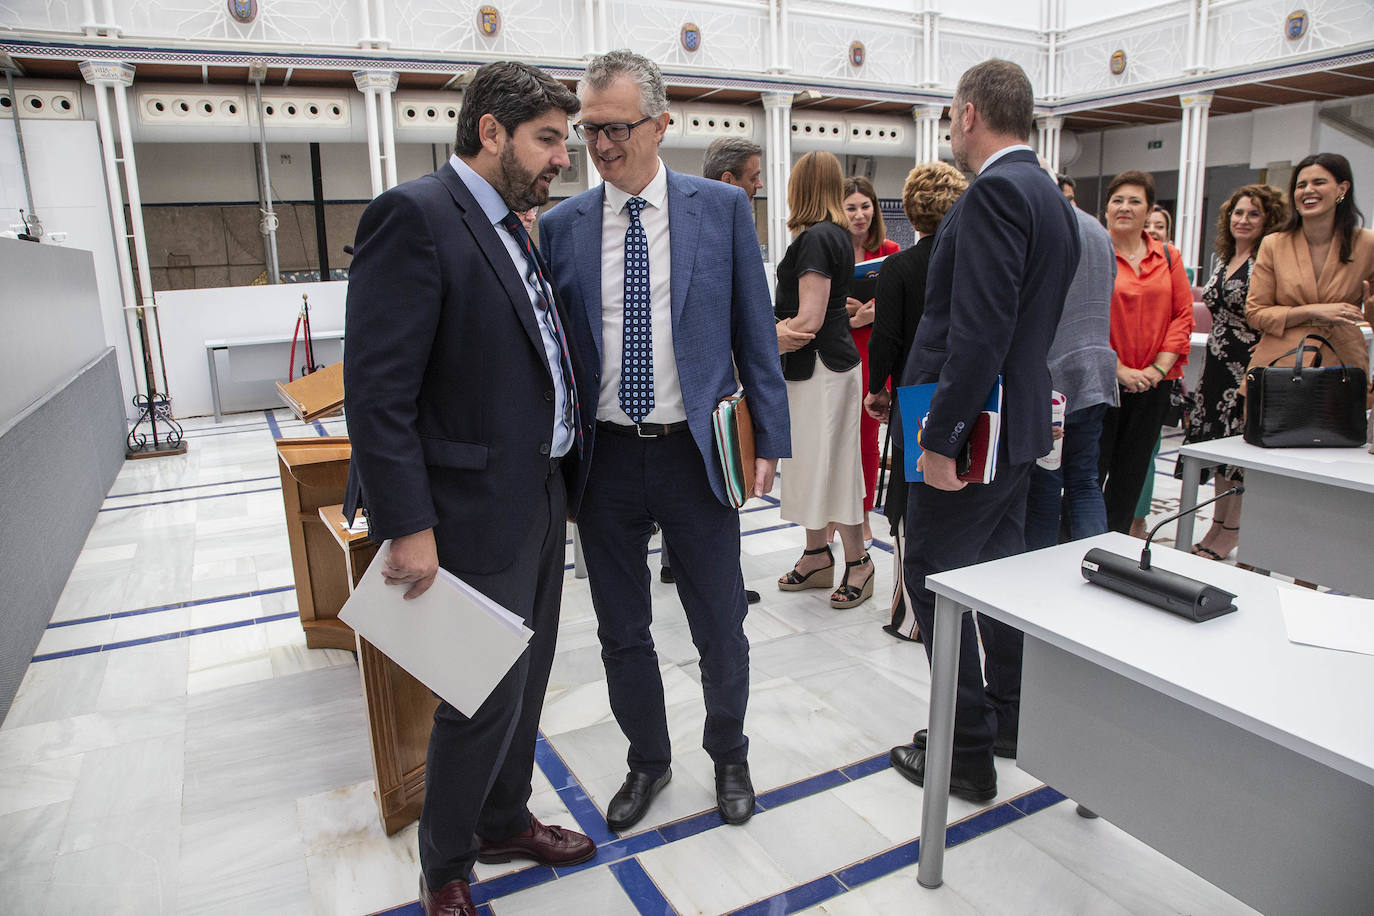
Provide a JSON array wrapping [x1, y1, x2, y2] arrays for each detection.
[[1176, 435, 1374, 595], [917, 533, 1374, 914], [205, 331, 343, 422]]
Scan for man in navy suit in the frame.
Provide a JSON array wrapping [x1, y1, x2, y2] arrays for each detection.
[[885, 59, 1081, 801], [343, 62, 595, 916], [540, 50, 789, 831]]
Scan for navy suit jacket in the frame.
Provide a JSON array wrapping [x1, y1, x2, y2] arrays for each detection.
[[539, 167, 789, 511], [342, 166, 585, 575], [898, 149, 1081, 466]]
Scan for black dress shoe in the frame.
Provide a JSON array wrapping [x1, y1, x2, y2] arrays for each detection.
[[888, 744, 997, 803], [606, 769, 671, 831], [660, 565, 675, 584], [715, 762, 755, 824], [911, 728, 1017, 759], [745, 589, 761, 604]]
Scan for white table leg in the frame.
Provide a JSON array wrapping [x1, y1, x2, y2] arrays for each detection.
[[1174, 454, 1202, 549], [917, 591, 966, 889], [207, 346, 225, 424]]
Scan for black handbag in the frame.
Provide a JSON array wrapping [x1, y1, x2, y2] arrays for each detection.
[[1244, 334, 1368, 448]]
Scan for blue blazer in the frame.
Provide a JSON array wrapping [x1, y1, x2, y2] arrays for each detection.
[[540, 167, 789, 511], [342, 166, 584, 575], [898, 149, 1081, 466]]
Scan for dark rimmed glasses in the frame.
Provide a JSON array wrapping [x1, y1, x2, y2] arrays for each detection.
[[572, 115, 654, 142]]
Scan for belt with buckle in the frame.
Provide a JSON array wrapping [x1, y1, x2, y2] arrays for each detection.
[[596, 420, 690, 438]]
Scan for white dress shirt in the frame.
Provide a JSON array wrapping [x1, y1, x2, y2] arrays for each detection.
[[449, 154, 574, 458], [598, 160, 687, 424], [978, 143, 1034, 174]]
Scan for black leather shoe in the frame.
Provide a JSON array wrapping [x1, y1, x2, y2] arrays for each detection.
[[889, 744, 997, 803], [660, 565, 675, 584], [911, 728, 1017, 759], [606, 769, 671, 831], [715, 762, 755, 824], [746, 589, 761, 604]]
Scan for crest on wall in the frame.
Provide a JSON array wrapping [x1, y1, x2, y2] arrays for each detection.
[[681, 23, 701, 53], [1109, 49, 1127, 75], [228, 0, 256, 25], [1285, 10, 1308, 40], [478, 5, 501, 38], [849, 41, 865, 68]]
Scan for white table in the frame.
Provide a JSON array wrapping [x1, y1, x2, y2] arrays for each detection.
[[917, 533, 1374, 914], [205, 330, 343, 422], [1176, 435, 1374, 596]]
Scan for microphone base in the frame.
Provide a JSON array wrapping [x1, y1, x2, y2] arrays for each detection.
[[1081, 548, 1238, 622]]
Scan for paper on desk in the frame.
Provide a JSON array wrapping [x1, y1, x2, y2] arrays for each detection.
[[1279, 587, 1374, 657], [339, 542, 533, 715]]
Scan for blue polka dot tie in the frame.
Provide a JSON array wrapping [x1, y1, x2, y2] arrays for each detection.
[[619, 196, 654, 423]]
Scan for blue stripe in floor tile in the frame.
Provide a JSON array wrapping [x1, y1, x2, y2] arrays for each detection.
[[1009, 784, 1066, 816], [468, 865, 557, 905], [534, 738, 617, 847], [106, 474, 280, 499], [756, 768, 848, 809], [98, 485, 282, 512], [729, 874, 847, 915], [264, 409, 284, 438], [833, 837, 920, 888], [31, 611, 301, 662], [609, 858, 677, 916], [555, 830, 665, 878], [47, 584, 296, 629], [313, 419, 330, 436], [655, 808, 723, 843], [839, 751, 891, 781], [945, 799, 1025, 845]]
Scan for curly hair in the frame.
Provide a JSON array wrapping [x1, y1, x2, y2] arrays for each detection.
[[902, 162, 968, 235], [1213, 184, 1288, 263]]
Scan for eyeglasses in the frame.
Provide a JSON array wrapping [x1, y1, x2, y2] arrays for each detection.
[[572, 115, 653, 143]]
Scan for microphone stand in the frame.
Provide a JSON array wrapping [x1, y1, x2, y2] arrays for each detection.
[[1141, 485, 1243, 571]]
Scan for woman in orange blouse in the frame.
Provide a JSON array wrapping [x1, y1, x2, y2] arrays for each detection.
[[843, 176, 899, 545], [1098, 170, 1195, 534], [1246, 153, 1374, 401]]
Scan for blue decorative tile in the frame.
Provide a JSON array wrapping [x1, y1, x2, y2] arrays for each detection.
[[656, 809, 722, 842], [105, 474, 278, 500], [608, 858, 676, 916], [757, 768, 847, 808], [98, 485, 281, 513], [839, 752, 891, 781], [469, 864, 557, 904], [833, 838, 920, 888], [554, 829, 665, 877], [264, 409, 283, 438], [1009, 784, 1066, 816], [728, 874, 846, 915], [944, 802, 1024, 846]]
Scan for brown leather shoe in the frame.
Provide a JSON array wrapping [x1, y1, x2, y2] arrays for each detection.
[[419, 874, 477, 916], [477, 815, 596, 867]]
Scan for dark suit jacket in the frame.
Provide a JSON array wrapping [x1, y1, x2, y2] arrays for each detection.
[[342, 166, 584, 575], [538, 167, 789, 511], [898, 149, 1081, 466]]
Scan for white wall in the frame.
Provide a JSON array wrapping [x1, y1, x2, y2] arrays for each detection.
[[1314, 121, 1374, 230], [1063, 0, 1178, 30], [0, 119, 139, 415]]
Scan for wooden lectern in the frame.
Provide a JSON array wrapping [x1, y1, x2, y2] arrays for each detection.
[[276, 361, 345, 422], [319, 505, 438, 835], [275, 437, 356, 650]]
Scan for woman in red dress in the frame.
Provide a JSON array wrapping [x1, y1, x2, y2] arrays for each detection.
[[843, 176, 899, 545]]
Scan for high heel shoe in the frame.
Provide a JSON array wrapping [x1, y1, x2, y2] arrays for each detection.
[[778, 545, 834, 591], [830, 553, 874, 609]]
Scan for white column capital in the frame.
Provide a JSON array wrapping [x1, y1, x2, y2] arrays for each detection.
[[761, 92, 793, 112], [1179, 91, 1213, 111], [79, 60, 134, 86], [353, 70, 399, 93], [1036, 115, 1064, 131], [914, 103, 944, 122]]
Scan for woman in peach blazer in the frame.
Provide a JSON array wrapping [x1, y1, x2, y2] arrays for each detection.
[[1246, 152, 1374, 387]]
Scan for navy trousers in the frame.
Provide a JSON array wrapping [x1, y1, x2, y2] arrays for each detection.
[[576, 428, 750, 777], [903, 460, 1031, 773], [419, 465, 566, 888]]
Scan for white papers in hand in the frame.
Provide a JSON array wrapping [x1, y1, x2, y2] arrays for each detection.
[[339, 541, 533, 715], [1279, 587, 1374, 657]]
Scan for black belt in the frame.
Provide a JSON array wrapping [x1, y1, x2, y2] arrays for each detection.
[[596, 419, 690, 438]]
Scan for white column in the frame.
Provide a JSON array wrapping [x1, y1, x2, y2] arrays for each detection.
[[762, 92, 792, 263], [914, 103, 943, 165], [1036, 115, 1064, 174], [1175, 92, 1212, 273], [354, 71, 398, 197], [582, 0, 597, 57]]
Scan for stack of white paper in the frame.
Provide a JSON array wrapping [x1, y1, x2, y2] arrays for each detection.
[[1279, 587, 1374, 658], [340, 542, 534, 715]]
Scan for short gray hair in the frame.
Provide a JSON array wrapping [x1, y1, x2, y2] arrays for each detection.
[[703, 138, 762, 182], [579, 49, 669, 117]]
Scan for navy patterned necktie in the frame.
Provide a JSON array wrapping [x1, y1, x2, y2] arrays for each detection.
[[499, 211, 581, 455], [619, 196, 654, 423]]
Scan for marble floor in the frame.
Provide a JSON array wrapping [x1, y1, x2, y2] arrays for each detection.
[[0, 410, 1260, 915]]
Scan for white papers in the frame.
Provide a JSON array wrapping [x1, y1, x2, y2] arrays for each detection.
[[1279, 587, 1374, 657], [339, 542, 533, 715]]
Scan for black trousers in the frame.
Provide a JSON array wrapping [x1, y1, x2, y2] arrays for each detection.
[[903, 461, 1031, 773], [419, 465, 566, 888], [576, 429, 750, 777], [1098, 384, 1173, 534]]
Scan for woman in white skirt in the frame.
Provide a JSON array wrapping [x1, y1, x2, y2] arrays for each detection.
[[773, 151, 872, 608]]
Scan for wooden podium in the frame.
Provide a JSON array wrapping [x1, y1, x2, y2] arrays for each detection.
[[275, 437, 356, 650], [319, 505, 438, 835], [277, 361, 344, 422]]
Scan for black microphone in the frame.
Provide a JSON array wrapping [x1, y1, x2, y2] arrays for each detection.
[[1081, 486, 1244, 622]]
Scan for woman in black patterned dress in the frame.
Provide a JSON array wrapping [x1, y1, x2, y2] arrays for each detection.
[[1179, 184, 1287, 560]]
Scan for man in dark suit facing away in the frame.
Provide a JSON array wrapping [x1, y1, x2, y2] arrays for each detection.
[[886, 59, 1081, 800], [343, 62, 595, 916]]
